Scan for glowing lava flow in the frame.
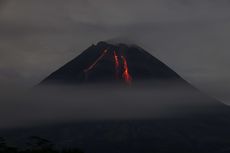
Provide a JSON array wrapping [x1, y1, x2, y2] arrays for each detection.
[[121, 56, 132, 84], [113, 51, 120, 79], [84, 49, 108, 79]]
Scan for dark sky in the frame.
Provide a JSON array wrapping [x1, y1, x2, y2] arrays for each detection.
[[0, 0, 230, 104]]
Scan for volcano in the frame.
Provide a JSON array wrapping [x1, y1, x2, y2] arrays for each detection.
[[40, 41, 184, 85], [20, 41, 229, 153]]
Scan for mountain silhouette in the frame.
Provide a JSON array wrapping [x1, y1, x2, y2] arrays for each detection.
[[40, 41, 184, 85], [16, 41, 229, 153]]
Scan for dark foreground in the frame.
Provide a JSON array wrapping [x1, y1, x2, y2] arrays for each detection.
[[2, 81, 230, 153], [1, 112, 230, 153]]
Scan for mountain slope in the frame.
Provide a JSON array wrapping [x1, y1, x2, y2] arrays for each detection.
[[40, 41, 183, 85]]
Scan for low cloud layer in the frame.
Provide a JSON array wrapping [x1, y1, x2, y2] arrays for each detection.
[[0, 82, 224, 128]]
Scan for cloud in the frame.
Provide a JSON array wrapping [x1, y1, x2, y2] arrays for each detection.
[[0, 82, 222, 128]]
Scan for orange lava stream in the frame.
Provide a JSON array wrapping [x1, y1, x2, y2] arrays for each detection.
[[121, 56, 132, 84], [113, 51, 119, 79], [84, 49, 108, 73]]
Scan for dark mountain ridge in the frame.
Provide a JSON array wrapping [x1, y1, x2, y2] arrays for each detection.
[[40, 41, 183, 85]]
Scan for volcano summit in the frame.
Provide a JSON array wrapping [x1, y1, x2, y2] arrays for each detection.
[[40, 41, 183, 85]]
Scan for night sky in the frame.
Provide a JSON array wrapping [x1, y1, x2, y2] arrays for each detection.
[[0, 0, 230, 104]]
